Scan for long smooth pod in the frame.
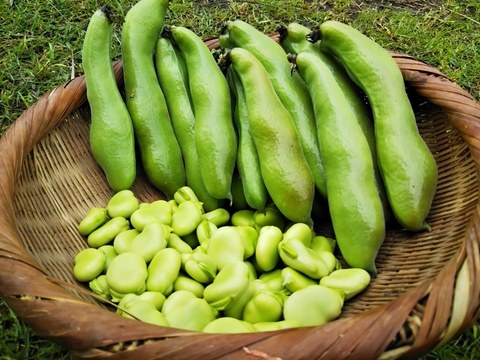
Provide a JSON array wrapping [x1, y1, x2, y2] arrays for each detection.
[[291, 51, 386, 274], [278, 23, 373, 138], [121, 0, 185, 200], [313, 20, 438, 231], [279, 23, 391, 220], [169, 26, 237, 202], [226, 67, 268, 211], [82, 6, 136, 192], [155, 37, 222, 211], [222, 20, 326, 198], [228, 47, 315, 223]]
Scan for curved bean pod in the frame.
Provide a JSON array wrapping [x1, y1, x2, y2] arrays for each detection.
[[82, 6, 136, 192], [170, 26, 237, 201], [228, 47, 315, 223], [291, 51, 386, 274], [121, 0, 185, 199], [314, 20, 438, 231]]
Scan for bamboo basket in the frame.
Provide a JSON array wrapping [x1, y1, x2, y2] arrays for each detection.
[[1, 35, 480, 360]]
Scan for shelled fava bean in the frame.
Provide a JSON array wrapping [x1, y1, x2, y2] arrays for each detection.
[[73, 186, 371, 333]]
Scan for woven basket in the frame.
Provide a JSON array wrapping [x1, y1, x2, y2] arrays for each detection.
[[1, 35, 480, 360]]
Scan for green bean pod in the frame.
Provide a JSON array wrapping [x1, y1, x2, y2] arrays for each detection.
[[170, 26, 237, 201], [314, 20, 438, 231], [82, 6, 136, 192], [155, 38, 222, 211], [279, 22, 391, 220], [121, 0, 185, 200], [230, 174, 249, 211], [223, 20, 326, 198], [279, 23, 375, 150], [226, 66, 268, 211], [228, 47, 315, 223], [291, 51, 386, 274]]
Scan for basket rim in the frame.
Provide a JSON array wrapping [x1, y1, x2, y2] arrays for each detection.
[[1, 38, 480, 359]]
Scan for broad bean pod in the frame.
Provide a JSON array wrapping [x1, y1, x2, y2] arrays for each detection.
[[82, 6, 136, 192], [226, 67, 268, 211], [121, 0, 185, 199], [291, 51, 386, 274], [170, 26, 237, 201], [222, 20, 327, 198], [228, 47, 315, 223], [314, 20, 438, 231], [155, 38, 222, 211]]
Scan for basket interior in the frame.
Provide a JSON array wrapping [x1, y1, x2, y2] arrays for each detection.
[[12, 89, 478, 319]]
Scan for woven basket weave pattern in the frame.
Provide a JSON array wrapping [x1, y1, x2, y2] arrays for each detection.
[[1, 37, 480, 359]]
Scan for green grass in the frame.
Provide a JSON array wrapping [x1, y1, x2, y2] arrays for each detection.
[[1, 0, 480, 359]]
